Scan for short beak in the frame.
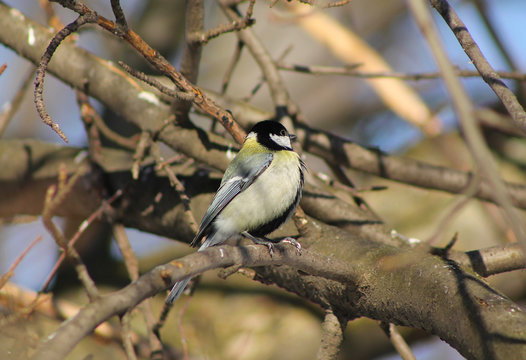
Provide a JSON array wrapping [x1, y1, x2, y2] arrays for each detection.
[[289, 134, 297, 142]]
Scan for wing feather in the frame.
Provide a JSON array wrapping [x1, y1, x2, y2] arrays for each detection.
[[191, 152, 273, 247]]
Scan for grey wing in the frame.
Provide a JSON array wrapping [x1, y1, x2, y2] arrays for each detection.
[[190, 152, 273, 247]]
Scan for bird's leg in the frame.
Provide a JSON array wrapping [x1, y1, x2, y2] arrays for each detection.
[[242, 232, 302, 256], [242, 232, 275, 256]]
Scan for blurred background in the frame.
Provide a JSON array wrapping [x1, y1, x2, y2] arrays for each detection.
[[1, 0, 526, 359]]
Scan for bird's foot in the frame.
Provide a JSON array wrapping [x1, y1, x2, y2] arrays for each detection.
[[242, 232, 301, 257], [280, 237, 302, 255], [242, 232, 275, 256]]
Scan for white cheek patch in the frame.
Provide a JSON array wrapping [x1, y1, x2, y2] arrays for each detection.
[[270, 133, 292, 149]]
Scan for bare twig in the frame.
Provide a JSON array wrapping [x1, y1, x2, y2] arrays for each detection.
[[131, 131, 152, 180], [41, 189, 123, 292], [120, 312, 138, 360], [430, 0, 526, 134], [114, 224, 139, 280], [285, 1, 441, 135], [0, 282, 118, 340], [476, 108, 526, 138], [297, 0, 351, 8], [110, 0, 128, 29], [119, 61, 195, 101], [379, 322, 416, 360], [426, 172, 482, 245], [153, 143, 199, 235], [408, 0, 526, 253], [472, 0, 521, 81], [41, 164, 99, 300], [313, 171, 387, 196], [0, 235, 43, 290], [48, 0, 246, 144], [34, 12, 98, 142], [171, 0, 204, 125], [221, 40, 245, 95], [76, 90, 138, 151], [113, 224, 163, 357], [188, 0, 256, 44], [0, 67, 35, 137], [221, 1, 293, 116], [277, 61, 526, 81]]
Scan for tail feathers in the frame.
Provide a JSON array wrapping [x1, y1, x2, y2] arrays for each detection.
[[190, 234, 202, 248], [165, 231, 228, 303], [166, 277, 191, 304], [165, 239, 213, 304]]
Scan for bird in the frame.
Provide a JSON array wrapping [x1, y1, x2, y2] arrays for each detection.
[[166, 120, 305, 304]]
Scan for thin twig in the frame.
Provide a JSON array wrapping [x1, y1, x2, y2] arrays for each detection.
[[0, 67, 35, 137], [119, 61, 195, 102], [277, 61, 526, 81], [41, 189, 123, 292], [472, 0, 523, 100], [153, 143, 199, 235], [298, 0, 351, 8], [0, 235, 43, 290], [114, 224, 139, 280], [41, 164, 99, 300], [426, 172, 482, 245], [110, 0, 128, 29], [430, 0, 526, 134], [34, 12, 98, 142], [188, 0, 256, 44], [379, 322, 416, 360], [131, 131, 152, 180], [221, 40, 244, 95], [407, 0, 526, 255], [53, 0, 246, 144], [221, 1, 292, 115], [76, 90, 138, 150], [120, 312, 138, 360], [177, 297, 192, 360], [476, 108, 526, 138], [313, 171, 387, 196], [113, 224, 164, 357]]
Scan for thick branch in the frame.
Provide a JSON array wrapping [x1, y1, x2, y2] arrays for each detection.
[[30, 226, 526, 360]]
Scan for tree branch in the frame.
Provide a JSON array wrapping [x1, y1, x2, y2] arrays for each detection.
[[2, 4, 526, 211], [408, 0, 526, 254], [30, 227, 526, 360], [430, 0, 526, 134], [316, 310, 345, 360]]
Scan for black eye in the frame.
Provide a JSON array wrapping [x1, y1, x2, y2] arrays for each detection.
[[280, 129, 287, 136]]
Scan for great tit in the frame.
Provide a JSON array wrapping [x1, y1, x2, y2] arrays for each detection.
[[166, 120, 305, 304]]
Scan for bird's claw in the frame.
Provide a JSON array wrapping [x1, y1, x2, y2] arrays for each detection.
[[265, 242, 275, 257], [280, 237, 302, 255], [242, 232, 301, 257]]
